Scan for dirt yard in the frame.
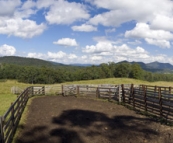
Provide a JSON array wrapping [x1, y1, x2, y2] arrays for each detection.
[[15, 96, 173, 143]]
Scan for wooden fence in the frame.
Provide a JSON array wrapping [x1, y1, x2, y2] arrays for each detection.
[[128, 85, 173, 122], [1, 84, 173, 143], [62, 84, 173, 123], [0, 86, 45, 143]]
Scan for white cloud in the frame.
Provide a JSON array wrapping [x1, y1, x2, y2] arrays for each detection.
[[125, 23, 173, 40], [145, 38, 170, 48], [83, 42, 113, 53], [105, 28, 116, 35], [90, 55, 102, 61], [82, 41, 150, 63], [27, 52, 46, 59], [72, 24, 97, 32], [21, 1, 36, 10], [14, 0, 37, 19], [128, 40, 142, 45], [68, 54, 77, 59], [150, 14, 173, 31], [125, 23, 173, 48], [36, 0, 55, 9], [0, 44, 16, 56], [0, 18, 46, 38], [0, 0, 21, 16], [53, 38, 78, 47], [48, 51, 66, 59], [87, 0, 173, 27], [45, 0, 90, 25], [27, 51, 78, 64]]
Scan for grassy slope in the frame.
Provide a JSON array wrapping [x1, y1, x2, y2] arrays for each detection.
[[1, 78, 173, 115], [64, 78, 173, 87], [0, 80, 37, 115]]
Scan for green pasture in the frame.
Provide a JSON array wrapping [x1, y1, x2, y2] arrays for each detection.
[[1, 78, 173, 116], [0, 80, 36, 115]]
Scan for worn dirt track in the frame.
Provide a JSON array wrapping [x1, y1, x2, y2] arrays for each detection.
[[15, 96, 173, 143]]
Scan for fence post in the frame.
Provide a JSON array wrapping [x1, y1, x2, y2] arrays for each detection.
[[32, 86, 34, 96], [108, 88, 111, 101], [42, 86, 45, 95], [143, 85, 147, 112], [0, 116, 4, 143], [169, 87, 172, 94], [118, 85, 122, 103], [77, 86, 79, 96], [121, 84, 125, 103], [130, 84, 134, 106], [158, 87, 163, 118], [11, 103, 15, 139], [96, 87, 99, 98], [61, 85, 64, 96]]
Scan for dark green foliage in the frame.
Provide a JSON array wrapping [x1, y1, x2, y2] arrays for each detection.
[[129, 64, 143, 79], [114, 63, 131, 77], [1, 56, 173, 84]]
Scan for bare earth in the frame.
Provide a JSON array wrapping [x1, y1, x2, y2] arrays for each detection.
[[15, 96, 173, 143]]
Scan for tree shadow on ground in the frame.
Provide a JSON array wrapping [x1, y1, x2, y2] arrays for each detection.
[[15, 109, 159, 143], [52, 109, 159, 142]]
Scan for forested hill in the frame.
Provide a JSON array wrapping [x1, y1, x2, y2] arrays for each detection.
[[0, 56, 65, 67], [1, 56, 173, 84], [119, 61, 173, 73]]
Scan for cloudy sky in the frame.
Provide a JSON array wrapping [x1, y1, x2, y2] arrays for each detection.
[[0, 0, 173, 65]]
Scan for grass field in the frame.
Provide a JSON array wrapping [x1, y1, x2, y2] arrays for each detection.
[[0, 80, 37, 115], [1, 78, 173, 116]]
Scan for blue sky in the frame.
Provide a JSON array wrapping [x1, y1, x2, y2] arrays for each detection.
[[0, 0, 173, 65]]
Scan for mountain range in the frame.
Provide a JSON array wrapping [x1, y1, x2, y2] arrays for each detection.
[[0, 56, 173, 73]]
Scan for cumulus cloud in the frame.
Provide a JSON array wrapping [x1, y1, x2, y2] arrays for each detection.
[[45, 0, 90, 25], [0, 44, 16, 56], [125, 23, 173, 48], [72, 24, 97, 32], [27, 51, 79, 64], [0, 0, 21, 16], [53, 38, 78, 47], [0, 18, 46, 38], [82, 41, 150, 63], [36, 0, 55, 9], [150, 14, 173, 31], [87, 0, 173, 27], [145, 38, 170, 48], [83, 42, 113, 53], [48, 51, 67, 59], [27, 52, 46, 59]]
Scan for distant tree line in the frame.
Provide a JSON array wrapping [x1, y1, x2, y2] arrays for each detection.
[[0, 62, 173, 84]]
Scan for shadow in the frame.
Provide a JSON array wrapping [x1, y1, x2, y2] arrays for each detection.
[[15, 125, 84, 143], [50, 128, 84, 143], [15, 110, 160, 143], [52, 109, 159, 142], [15, 126, 49, 143]]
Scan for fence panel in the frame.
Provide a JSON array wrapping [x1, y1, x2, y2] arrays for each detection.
[[0, 86, 44, 143]]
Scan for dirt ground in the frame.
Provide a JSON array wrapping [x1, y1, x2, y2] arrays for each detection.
[[15, 96, 173, 143]]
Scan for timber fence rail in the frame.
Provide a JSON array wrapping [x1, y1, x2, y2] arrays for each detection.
[[62, 84, 173, 123], [0, 86, 45, 143]]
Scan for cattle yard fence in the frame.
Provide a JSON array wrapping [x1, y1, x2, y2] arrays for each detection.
[[0, 86, 44, 143], [1, 84, 173, 143]]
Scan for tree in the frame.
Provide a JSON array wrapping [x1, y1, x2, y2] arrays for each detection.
[[114, 63, 131, 77], [100, 63, 112, 78], [129, 63, 143, 79]]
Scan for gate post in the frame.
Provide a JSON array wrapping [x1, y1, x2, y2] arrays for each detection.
[[158, 87, 163, 118], [118, 85, 122, 103], [121, 84, 125, 103], [61, 85, 64, 96], [0, 116, 4, 143]]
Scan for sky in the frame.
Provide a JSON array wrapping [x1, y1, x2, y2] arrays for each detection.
[[0, 0, 173, 65]]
